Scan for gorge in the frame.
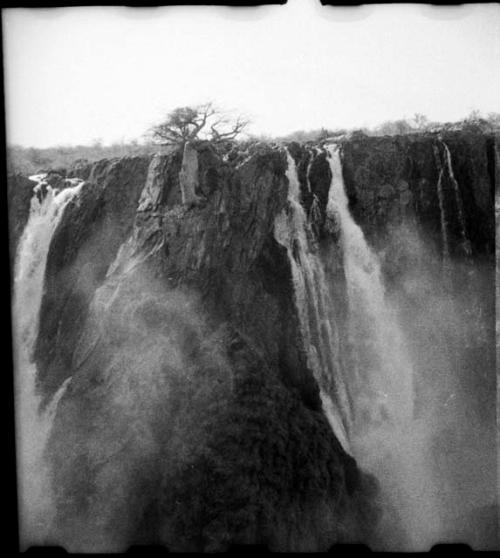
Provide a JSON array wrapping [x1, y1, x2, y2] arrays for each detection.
[[9, 130, 498, 552]]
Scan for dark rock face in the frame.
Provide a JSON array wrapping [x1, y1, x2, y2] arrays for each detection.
[[67, 158, 94, 181], [38, 144, 379, 551], [340, 132, 496, 422], [341, 131, 495, 258], [34, 156, 150, 397], [9, 131, 496, 551], [48, 268, 377, 552]]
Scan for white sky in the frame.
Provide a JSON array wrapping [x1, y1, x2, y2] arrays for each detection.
[[3, 2, 500, 147]]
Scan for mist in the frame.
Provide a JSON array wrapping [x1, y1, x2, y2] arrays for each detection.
[[9, 132, 497, 552], [16, 216, 235, 551], [352, 221, 498, 550]]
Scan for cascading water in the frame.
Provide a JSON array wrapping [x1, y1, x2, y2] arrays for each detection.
[[305, 151, 313, 193], [325, 144, 414, 429], [433, 140, 472, 263], [441, 141, 471, 257], [433, 147, 451, 264], [306, 149, 322, 227], [275, 146, 444, 548], [12, 174, 84, 549], [9, 143, 494, 552], [324, 143, 446, 550], [273, 149, 352, 454]]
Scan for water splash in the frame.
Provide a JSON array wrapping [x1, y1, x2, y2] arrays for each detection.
[[274, 149, 352, 453], [13, 174, 84, 549]]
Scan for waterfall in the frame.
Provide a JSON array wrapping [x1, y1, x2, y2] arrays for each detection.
[[13, 174, 84, 549], [325, 144, 414, 431], [433, 141, 471, 262], [433, 145, 451, 264], [274, 149, 352, 454], [305, 151, 313, 193], [276, 145, 440, 548], [325, 144, 450, 550], [306, 149, 322, 226], [441, 141, 472, 257]]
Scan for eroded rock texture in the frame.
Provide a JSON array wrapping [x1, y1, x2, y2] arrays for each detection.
[[34, 156, 150, 396], [8, 130, 496, 551]]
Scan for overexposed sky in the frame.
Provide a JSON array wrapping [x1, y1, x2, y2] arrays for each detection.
[[3, 2, 500, 147]]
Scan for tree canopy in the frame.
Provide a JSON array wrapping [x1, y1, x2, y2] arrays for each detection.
[[149, 103, 249, 147]]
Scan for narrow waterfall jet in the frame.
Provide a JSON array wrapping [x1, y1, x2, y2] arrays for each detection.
[[433, 144, 451, 264], [441, 141, 472, 257]]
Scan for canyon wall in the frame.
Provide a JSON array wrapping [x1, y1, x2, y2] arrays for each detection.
[[8, 131, 496, 551]]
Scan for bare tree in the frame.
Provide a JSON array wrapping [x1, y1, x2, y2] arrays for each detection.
[[209, 113, 249, 143], [149, 103, 249, 147]]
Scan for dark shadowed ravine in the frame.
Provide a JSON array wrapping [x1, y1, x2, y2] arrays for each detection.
[[9, 131, 498, 552]]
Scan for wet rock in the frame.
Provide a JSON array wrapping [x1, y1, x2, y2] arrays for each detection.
[[9, 129, 495, 552], [45, 171, 66, 189], [67, 158, 93, 181], [34, 156, 150, 396], [341, 131, 494, 257]]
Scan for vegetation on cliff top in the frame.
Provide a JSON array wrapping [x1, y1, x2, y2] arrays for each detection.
[[148, 103, 249, 148], [7, 109, 499, 176]]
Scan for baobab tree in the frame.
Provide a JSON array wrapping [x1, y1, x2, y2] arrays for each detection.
[[149, 103, 249, 148], [149, 103, 249, 206]]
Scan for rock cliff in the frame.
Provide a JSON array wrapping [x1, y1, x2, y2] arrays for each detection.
[[8, 131, 497, 551]]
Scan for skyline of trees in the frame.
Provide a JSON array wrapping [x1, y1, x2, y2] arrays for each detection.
[[7, 109, 499, 175]]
